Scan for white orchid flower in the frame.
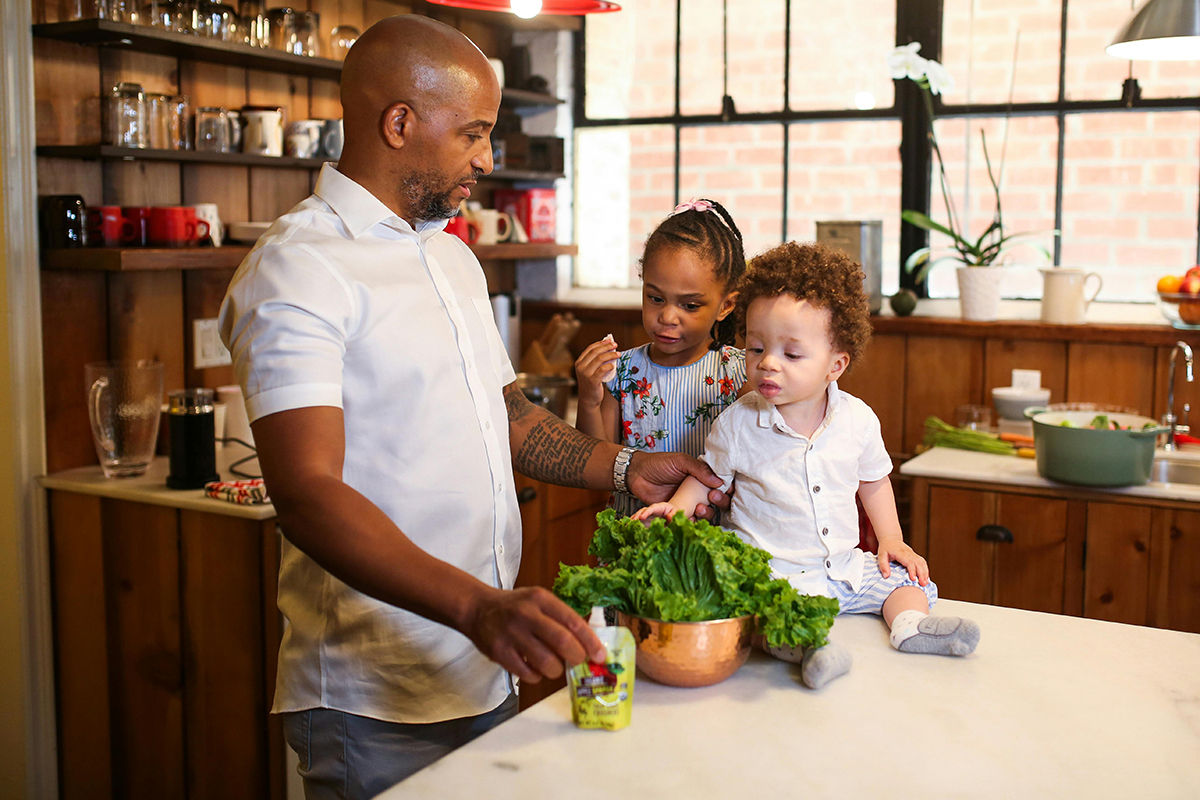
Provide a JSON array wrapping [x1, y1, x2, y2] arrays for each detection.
[[923, 58, 955, 96], [888, 42, 927, 81]]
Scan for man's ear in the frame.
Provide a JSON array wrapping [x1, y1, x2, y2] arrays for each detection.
[[827, 352, 850, 382], [381, 102, 413, 150]]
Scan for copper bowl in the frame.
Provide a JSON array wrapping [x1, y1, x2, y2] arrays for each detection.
[[617, 612, 754, 688]]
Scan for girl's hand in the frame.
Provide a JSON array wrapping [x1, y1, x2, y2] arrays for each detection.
[[631, 502, 685, 524], [875, 537, 930, 586], [574, 335, 620, 409]]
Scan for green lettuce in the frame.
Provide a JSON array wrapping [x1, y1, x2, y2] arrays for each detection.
[[553, 509, 839, 650]]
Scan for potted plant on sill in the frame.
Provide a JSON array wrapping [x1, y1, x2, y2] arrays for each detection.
[[890, 42, 1057, 321]]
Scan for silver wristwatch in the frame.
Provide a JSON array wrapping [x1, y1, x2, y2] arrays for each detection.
[[613, 446, 636, 494]]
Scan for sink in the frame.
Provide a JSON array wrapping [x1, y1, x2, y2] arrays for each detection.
[[1150, 457, 1200, 485]]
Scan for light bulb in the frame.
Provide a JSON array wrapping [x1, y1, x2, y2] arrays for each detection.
[[511, 0, 542, 19]]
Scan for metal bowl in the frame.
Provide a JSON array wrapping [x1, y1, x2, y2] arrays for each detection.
[[616, 612, 754, 688], [516, 372, 575, 419]]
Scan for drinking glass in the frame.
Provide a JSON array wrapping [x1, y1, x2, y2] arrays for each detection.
[[199, 2, 236, 40], [85, 360, 164, 478], [267, 7, 299, 54], [195, 106, 231, 153], [330, 23, 359, 61], [295, 11, 320, 57], [146, 93, 171, 149], [168, 95, 191, 149], [239, 0, 268, 47], [955, 404, 995, 432], [107, 82, 147, 149]]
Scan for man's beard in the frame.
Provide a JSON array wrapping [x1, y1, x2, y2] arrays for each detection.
[[401, 168, 481, 221]]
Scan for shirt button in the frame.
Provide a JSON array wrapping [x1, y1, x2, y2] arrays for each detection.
[[466, 359, 474, 370], [499, 544, 505, 555], [496, 481, 503, 493], [826, 560, 832, 568], [821, 527, 828, 536], [813, 486, 821, 493], [484, 420, 491, 430]]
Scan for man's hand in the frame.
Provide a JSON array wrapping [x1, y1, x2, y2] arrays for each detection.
[[693, 484, 733, 522], [626, 451, 724, 505], [876, 536, 930, 586], [461, 586, 606, 683]]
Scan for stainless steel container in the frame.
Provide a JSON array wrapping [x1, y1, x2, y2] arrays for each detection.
[[816, 220, 883, 314], [516, 373, 574, 419]]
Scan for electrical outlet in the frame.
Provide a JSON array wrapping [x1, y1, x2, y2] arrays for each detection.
[[193, 318, 232, 369]]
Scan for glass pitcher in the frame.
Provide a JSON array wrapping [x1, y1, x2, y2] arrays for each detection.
[[85, 360, 164, 478]]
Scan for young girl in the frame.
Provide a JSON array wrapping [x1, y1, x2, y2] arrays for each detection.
[[574, 198, 748, 517]]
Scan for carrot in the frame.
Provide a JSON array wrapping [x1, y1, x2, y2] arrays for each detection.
[[998, 432, 1035, 446]]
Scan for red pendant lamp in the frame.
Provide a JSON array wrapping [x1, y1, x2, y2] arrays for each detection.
[[425, 0, 621, 17]]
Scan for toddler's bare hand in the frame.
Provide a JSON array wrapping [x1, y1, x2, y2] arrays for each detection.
[[574, 335, 620, 408], [631, 502, 683, 524], [876, 539, 929, 586]]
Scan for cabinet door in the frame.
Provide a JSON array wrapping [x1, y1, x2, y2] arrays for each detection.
[[993, 493, 1071, 614], [903, 336, 985, 455], [1149, 508, 1200, 634], [925, 486, 992, 604], [1084, 502, 1153, 625], [514, 474, 546, 590]]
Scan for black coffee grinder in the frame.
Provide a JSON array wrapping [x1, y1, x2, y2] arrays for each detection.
[[166, 388, 220, 490]]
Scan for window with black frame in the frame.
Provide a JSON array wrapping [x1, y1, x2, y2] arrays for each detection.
[[573, 0, 1200, 303]]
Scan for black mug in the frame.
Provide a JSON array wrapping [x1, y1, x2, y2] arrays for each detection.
[[40, 194, 87, 248]]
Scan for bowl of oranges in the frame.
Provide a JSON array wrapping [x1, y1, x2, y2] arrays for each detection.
[[1157, 270, 1200, 329]]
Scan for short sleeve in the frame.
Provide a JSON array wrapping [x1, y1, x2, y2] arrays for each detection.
[[700, 406, 740, 493], [218, 242, 354, 423], [856, 402, 893, 482]]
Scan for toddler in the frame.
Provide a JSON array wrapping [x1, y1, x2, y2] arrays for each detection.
[[634, 242, 980, 688], [575, 199, 748, 517]]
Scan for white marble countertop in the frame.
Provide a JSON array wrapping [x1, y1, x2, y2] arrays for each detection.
[[39, 447, 274, 521], [377, 599, 1200, 799], [899, 445, 1200, 503]]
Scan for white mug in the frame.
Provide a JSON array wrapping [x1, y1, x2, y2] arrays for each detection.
[[193, 202, 223, 246], [474, 209, 513, 246], [1040, 267, 1102, 325], [285, 119, 322, 158], [240, 107, 284, 156]]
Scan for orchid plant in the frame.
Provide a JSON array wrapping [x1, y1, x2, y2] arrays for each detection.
[[889, 42, 1056, 284]]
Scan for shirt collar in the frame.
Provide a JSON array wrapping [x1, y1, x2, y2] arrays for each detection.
[[756, 381, 841, 438], [314, 164, 449, 242]]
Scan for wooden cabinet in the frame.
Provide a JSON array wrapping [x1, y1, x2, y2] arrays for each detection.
[[911, 477, 1200, 634]]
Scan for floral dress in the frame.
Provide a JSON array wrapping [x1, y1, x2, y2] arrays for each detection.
[[604, 344, 746, 517]]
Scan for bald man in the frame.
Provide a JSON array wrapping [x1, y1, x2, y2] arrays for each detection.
[[219, 15, 726, 797]]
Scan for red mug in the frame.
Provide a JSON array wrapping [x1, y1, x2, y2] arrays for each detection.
[[121, 206, 152, 246], [148, 206, 209, 247], [445, 215, 480, 245], [86, 205, 128, 247]]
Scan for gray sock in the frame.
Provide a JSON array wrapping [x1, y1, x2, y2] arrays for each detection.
[[800, 643, 852, 690], [897, 616, 980, 656]]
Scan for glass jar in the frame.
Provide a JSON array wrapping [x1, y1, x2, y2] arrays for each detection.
[[102, 0, 139, 24], [145, 93, 172, 149], [295, 10, 320, 57], [239, 0, 268, 47], [198, 2, 236, 40], [169, 95, 191, 149], [107, 82, 147, 149], [267, 7, 299, 54], [330, 23, 359, 62], [195, 107, 232, 153]]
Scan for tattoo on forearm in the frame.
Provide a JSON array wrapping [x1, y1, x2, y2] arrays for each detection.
[[504, 382, 536, 425], [515, 417, 599, 487]]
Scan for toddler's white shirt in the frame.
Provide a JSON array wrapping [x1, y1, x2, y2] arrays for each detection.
[[701, 383, 893, 597]]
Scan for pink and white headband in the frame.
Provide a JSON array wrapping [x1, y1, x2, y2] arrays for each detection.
[[671, 198, 732, 231]]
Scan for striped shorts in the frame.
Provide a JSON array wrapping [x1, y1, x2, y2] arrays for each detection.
[[830, 557, 938, 615]]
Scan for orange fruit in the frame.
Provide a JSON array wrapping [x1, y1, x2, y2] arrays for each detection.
[[1159, 274, 1184, 294], [1179, 301, 1200, 325]]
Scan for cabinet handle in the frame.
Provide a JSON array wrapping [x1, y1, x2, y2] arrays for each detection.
[[976, 524, 1014, 544], [517, 486, 538, 505]]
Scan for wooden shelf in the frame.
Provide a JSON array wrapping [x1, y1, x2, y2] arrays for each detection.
[[41, 242, 575, 270], [471, 243, 576, 260], [501, 88, 566, 110], [32, 19, 344, 79], [41, 246, 250, 271], [36, 144, 328, 169]]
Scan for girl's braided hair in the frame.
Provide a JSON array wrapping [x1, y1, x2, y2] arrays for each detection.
[[640, 198, 746, 350]]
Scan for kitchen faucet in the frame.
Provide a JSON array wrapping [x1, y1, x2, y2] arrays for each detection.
[[1163, 340, 1194, 451]]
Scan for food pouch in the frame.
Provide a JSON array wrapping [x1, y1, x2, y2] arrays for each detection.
[[567, 607, 634, 731]]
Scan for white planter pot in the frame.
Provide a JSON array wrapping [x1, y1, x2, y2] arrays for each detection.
[[957, 266, 1005, 321]]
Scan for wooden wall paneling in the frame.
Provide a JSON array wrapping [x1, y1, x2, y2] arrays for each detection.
[[49, 491, 114, 800], [41, 269, 109, 472], [101, 498, 185, 800], [902, 335, 984, 455], [247, 69, 308, 127], [36, 156, 104, 205], [99, 49, 179, 97], [260, 521, 286, 800], [1152, 343, 1200, 426], [309, 78, 343, 120], [364, 1, 415, 29], [102, 160, 183, 206], [249, 167, 313, 222], [839, 332, 906, 455], [182, 164, 251, 235], [184, 268, 237, 389], [459, 19, 503, 57], [33, 38, 102, 146], [33, 0, 57, 24], [1083, 501, 1153, 626], [924, 486, 993, 604], [993, 493, 1069, 614], [179, 60, 248, 109], [181, 511, 269, 800], [107, 270, 186, 398], [1066, 342, 1156, 416], [983, 338, 1067, 406]]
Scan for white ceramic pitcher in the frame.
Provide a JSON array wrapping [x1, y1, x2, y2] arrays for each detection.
[[1040, 268, 1102, 325]]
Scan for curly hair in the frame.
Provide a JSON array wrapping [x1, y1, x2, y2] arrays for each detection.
[[736, 241, 873, 367], [641, 199, 746, 350]]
